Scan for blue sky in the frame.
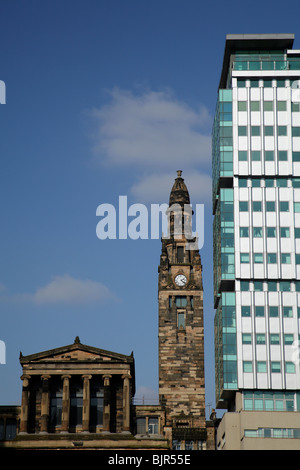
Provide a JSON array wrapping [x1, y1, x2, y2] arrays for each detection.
[[0, 0, 300, 416]]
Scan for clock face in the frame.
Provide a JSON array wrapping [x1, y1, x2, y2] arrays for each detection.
[[175, 274, 187, 287]]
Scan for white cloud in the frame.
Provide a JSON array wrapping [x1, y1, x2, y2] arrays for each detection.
[[32, 274, 114, 305], [130, 170, 212, 204], [0, 275, 115, 305], [89, 88, 212, 170]]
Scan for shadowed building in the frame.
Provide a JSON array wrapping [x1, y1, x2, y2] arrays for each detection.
[[158, 171, 208, 449]]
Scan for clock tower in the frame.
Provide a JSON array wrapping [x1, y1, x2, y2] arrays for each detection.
[[158, 171, 207, 449]]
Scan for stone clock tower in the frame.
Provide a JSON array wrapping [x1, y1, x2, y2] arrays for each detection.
[[158, 171, 207, 448]]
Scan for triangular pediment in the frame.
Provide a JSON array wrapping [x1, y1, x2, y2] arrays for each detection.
[[19, 337, 134, 365]]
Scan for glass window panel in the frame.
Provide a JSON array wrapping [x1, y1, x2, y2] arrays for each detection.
[[251, 126, 260, 136], [239, 201, 248, 211], [251, 101, 260, 111], [281, 253, 291, 264], [275, 401, 284, 411], [277, 178, 288, 187], [238, 126, 247, 136], [253, 281, 263, 291], [277, 101, 287, 111], [244, 399, 253, 410], [292, 152, 300, 162], [264, 125, 274, 136], [280, 201, 289, 212], [257, 362, 267, 373], [254, 399, 264, 409], [253, 202, 262, 211], [268, 281, 277, 291], [242, 333, 252, 344], [251, 151, 261, 161], [238, 150, 247, 161], [292, 127, 300, 137], [271, 362, 281, 373], [278, 151, 288, 161], [256, 334, 266, 344], [148, 418, 159, 434], [178, 312, 185, 329], [269, 306, 278, 317], [237, 80, 246, 88], [238, 101, 247, 111], [5, 419, 17, 441], [252, 179, 261, 187], [280, 281, 291, 291], [243, 361, 253, 372], [278, 125, 287, 136], [284, 334, 294, 344], [240, 253, 249, 263], [255, 306, 264, 317], [265, 177, 274, 186], [294, 202, 300, 213], [265, 400, 274, 411], [267, 227, 276, 237], [240, 227, 249, 237], [270, 334, 280, 345], [241, 306, 251, 317], [175, 296, 187, 307], [254, 253, 263, 263], [136, 418, 146, 434], [280, 227, 290, 237], [265, 151, 274, 161], [266, 201, 275, 211], [264, 101, 273, 111], [268, 253, 277, 263], [283, 306, 293, 317], [253, 227, 262, 237], [240, 281, 249, 291]]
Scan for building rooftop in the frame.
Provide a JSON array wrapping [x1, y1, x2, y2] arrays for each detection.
[[219, 33, 295, 89]]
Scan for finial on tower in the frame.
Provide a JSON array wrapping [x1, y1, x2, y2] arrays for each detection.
[[177, 170, 182, 177]]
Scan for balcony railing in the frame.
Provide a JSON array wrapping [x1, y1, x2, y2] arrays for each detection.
[[233, 58, 300, 72]]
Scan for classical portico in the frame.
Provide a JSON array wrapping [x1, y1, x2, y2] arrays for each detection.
[[19, 337, 135, 435]]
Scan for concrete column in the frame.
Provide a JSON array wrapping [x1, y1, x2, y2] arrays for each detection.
[[103, 374, 112, 432], [82, 375, 92, 432], [122, 374, 132, 432], [40, 375, 51, 433], [19, 375, 31, 434], [61, 375, 71, 433]]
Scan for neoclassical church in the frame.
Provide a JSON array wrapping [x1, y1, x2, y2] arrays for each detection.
[[0, 172, 216, 450]]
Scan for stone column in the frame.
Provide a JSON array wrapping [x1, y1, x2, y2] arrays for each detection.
[[122, 374, 132, 432], [82, 375, 92, 432], [103, 375, 112, 432], [61, 375, 71, 433], [40, 375, 51, 433], [19, 375, 31, 434]]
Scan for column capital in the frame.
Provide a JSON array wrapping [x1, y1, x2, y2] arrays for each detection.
[[103, 374, 112, 386], [82, 374, 92, 380], [61, 374, 72, 380], [20, 375, 31, 386], [122, 374, 132, 380], [41, 374, 51, 380]]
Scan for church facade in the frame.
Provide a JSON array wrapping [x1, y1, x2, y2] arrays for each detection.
[[0, 172, 216, 450]]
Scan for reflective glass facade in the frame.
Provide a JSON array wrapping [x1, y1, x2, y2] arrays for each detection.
[[213, 35, 300, 410]]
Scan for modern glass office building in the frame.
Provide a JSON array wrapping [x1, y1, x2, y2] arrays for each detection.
[[213, 34, 300, 449]]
